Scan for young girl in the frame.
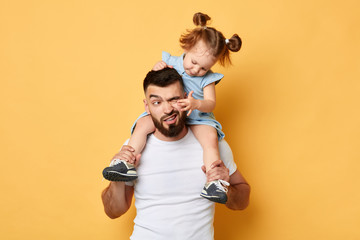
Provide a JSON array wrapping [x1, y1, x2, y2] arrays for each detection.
[[103, 12, 242, 204]]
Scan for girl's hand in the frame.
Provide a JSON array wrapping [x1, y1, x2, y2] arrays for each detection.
[[177, 91, 199, 116], [152, 61, 173, 71]]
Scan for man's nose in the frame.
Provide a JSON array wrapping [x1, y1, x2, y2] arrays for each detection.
[[163, 101, 175, 113]]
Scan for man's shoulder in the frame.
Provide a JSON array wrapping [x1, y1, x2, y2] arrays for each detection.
[[218, 139, 237, 175]]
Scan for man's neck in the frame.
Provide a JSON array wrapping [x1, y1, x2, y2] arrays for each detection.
[[153, 126, 188, 142]]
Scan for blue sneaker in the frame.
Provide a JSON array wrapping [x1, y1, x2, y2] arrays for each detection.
[[102, 159, 138, 182], [200, 180, 229, 204]]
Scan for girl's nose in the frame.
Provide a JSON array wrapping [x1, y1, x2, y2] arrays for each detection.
[[193, 66, 200, 74]]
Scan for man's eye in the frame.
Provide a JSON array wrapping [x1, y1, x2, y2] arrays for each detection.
[[153, 101, 160, 105]]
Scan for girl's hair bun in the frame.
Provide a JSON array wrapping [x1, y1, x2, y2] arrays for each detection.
[[193, 12, 211, 27], [227, 34, 242, 52], [180, 12, 242, 66]]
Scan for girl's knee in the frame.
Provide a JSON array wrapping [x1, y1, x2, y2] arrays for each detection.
[[134, 115, 155, 134], [191, 125, 219, 148]]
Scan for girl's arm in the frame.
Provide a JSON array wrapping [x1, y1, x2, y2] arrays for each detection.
[[178, 82, 216, 116], [152, 61, 173, 71]]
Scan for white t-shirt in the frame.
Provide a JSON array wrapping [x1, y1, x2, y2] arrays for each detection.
[[128, 129, 237, 240]]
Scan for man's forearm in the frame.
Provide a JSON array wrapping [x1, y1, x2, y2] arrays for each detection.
[[226, 182, 250, 210], [101, 182, 133, 219]]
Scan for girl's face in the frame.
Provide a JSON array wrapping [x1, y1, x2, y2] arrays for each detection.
[[183, 40, 217, 77]]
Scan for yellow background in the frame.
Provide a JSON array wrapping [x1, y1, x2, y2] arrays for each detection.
[[1, 0, 359, 239]]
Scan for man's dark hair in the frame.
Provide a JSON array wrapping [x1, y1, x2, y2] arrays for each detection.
[[143, 68, 184, 92]]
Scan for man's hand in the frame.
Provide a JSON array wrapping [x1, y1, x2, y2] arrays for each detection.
[[201, 159, 230, 183], [112, 145, 141, 167], [152, 61, 173, 71], [177, 91, 200, 116]]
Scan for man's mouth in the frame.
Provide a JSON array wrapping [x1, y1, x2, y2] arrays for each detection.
[[163, 114, 177, 125]]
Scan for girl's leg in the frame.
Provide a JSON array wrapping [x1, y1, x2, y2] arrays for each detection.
[[103, 115, 155, 182], [127, 115, 155, 158], [190, 124, 229, 204], [190, 125, 220, 173]]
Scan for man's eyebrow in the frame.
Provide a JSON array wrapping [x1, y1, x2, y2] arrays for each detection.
[[149, 94, 181, 101], [149, 94, 161, 99], [167, 96, 181, 101]]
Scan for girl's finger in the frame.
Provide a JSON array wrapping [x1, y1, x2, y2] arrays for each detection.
[[182, 106, 190, 111], [178, 103, 188, 108], [188, 91, 194, 98]]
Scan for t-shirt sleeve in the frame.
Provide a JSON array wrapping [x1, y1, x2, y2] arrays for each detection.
[[200, 71, 224, 89], [218, 139, 237, 176]]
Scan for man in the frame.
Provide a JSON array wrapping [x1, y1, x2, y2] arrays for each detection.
[[101, 68, 250, 239]]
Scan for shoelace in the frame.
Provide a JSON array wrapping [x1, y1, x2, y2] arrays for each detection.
[[214, 179, 230, 193], [109, 158, 122, 167]]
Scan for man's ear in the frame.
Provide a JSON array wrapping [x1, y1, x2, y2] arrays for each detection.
[[144, 99, 150, 114]]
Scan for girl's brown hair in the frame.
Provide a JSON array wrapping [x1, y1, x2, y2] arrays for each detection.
[[180, 12, 242, 66]]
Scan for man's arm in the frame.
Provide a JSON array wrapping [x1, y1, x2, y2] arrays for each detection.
[[226, 170, 250, 210], [205, 160, 250, 210], [101, 145, 140, 219], [101, 182, 134, 219]]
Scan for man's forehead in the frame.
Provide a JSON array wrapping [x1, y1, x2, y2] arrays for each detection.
[[145, 83, 183, 98]]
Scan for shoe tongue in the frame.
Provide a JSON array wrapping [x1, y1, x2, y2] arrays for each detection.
[[110, 159, 122, 167], [216, 180, 229, 192]]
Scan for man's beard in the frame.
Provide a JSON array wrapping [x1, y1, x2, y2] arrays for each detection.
[[151, 110, 187, 137]]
